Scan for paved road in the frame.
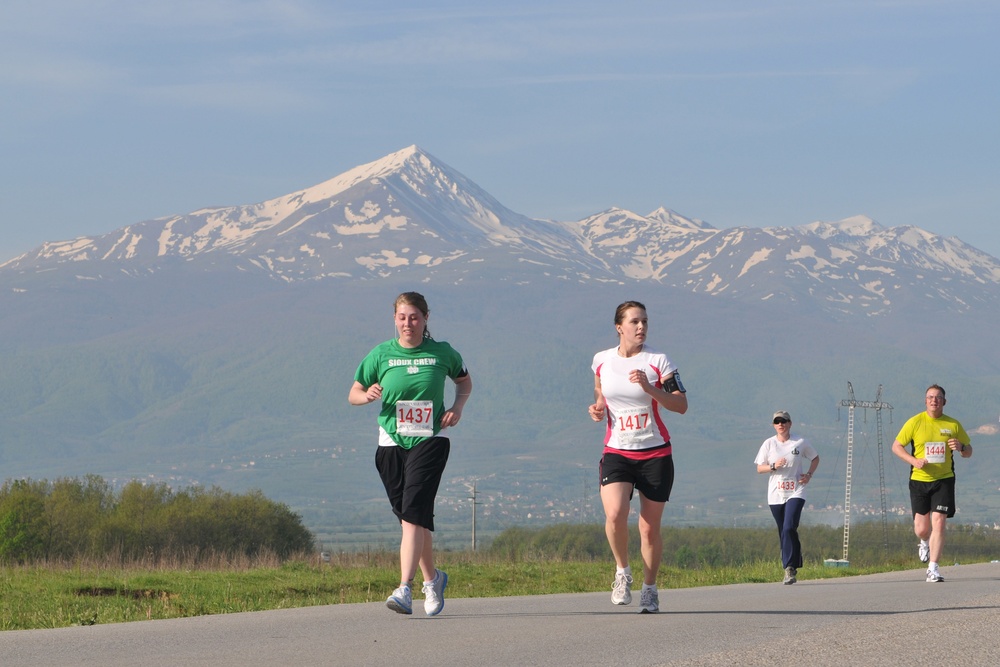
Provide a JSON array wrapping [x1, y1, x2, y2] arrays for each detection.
[[3, 562, 999, 666]]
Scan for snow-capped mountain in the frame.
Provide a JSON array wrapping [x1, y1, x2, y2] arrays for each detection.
[[4, 146, 1000, 534], [577, 210, 1000, 316], [4, 145, 999, 317], [1, 146, 607, 284]]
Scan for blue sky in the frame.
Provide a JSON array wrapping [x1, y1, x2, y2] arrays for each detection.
[[2, 1, 998, 262]]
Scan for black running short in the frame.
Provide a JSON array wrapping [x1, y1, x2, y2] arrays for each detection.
[[599, 446, 674, 503], [909, 477, 956, 518], [375, 436, 450, 531]]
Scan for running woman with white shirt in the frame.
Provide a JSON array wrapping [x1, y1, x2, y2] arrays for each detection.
[[588, 300, 688, 613], [754, 411, 820, 584]]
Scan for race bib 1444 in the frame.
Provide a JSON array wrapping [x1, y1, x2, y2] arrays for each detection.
[[924, 441, 946, 464]]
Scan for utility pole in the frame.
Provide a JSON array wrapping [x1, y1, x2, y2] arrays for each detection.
[[467, 482, 481, 551]]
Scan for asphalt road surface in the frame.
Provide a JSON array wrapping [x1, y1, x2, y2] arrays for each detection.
[[3, 562, 999, 666]]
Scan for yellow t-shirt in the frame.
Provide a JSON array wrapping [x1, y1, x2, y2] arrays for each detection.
[[895, 412, 970, 482]]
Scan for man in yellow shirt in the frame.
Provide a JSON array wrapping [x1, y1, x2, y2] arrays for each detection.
[[891, 384, 972, 583]]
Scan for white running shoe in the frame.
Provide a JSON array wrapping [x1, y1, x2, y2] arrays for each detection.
[[386, 584, 412, 614], [422, 569, 448, 616], [783, 567, 797, 585], [611, 571, 633, 605], [638, 587, 659, 614], [918, 540, 929, 563], [926, 568, 943, 583]]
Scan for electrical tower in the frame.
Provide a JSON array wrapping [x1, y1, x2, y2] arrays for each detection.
[[839, 382, 893, 561]]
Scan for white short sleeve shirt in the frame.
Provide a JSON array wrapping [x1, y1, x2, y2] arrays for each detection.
[[754, 435, 818, 504]]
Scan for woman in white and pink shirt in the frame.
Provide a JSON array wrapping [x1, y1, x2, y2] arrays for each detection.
[[588, 300, 688, 614]]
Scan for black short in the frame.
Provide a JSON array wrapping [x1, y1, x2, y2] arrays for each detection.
[[375, 436, 450, 531], [910, 477, 956, 518], [600, 448, 674, 503]]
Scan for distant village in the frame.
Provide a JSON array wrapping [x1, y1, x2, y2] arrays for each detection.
[[112, 441, 1000, 554]]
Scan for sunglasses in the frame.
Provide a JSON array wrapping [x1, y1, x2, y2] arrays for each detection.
[[773, 418, 789, 425]]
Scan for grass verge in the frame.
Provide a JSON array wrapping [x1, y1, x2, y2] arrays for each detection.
[[0, 551, 929, 631]]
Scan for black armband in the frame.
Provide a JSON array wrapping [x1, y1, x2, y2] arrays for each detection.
[[663, 371, 686, 394]]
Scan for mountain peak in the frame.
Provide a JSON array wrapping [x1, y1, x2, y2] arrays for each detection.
[[283, 144, 430, 207], [799, 215, 883, 238], [646, 207, 714, 230], [836, 214, 879, 230]]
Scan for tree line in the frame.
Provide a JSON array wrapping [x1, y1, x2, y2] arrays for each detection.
[[0, 475, 315, 563], [487, 521, 1000, 567]]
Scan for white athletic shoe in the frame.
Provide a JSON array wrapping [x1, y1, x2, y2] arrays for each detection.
[[386, 584, 412, 614], [611, 571, 633, 605], [783, 567, 797, 585], [422, 569, 448, 616], [925, 568, 943, 583], [638, 587, 659, 614], [918, 540, 929, 563]]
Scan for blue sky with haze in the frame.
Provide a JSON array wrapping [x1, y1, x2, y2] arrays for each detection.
[[2, 1, 998, 261]]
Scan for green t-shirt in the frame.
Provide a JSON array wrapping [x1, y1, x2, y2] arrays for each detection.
[[895, 411, 970, 482], [354, 338, 467, 449]]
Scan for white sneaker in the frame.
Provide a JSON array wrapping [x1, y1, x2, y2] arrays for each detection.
[[918, 540, 929, 563], [386, 584, 412, 614], [783, 567, 797, 585], [422, 569, 448, 616], [611, 571, 633, 605], [638, 587, 659, 614], [926, 568, 943, 583]]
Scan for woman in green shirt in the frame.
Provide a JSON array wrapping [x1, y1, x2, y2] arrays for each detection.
[[349, 292, 473, 616]]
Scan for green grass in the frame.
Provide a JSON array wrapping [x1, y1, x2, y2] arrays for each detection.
[[0, 550, 934, 631]]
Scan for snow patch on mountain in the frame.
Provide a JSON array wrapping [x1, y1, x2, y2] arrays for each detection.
[[738, 248, 773, 277]]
